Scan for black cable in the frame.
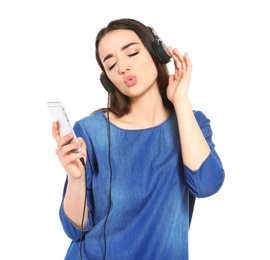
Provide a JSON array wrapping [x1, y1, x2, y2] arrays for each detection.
[[103, 95, 113, 260], [79, 157, 87, 260], [77, 94, 112, 260]]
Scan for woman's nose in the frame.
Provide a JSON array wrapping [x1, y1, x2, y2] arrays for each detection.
[[118, 59, 130, 74]]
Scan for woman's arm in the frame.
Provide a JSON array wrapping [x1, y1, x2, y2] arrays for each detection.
[[167, 49, 210, 170], [51, 121, 88, 228]]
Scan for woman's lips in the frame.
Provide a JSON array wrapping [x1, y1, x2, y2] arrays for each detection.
[[124, 75, 137, 87]]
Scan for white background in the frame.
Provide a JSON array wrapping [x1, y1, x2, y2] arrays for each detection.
[[1, 0, 269, 259]]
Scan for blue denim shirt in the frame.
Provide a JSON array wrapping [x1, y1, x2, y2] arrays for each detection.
[[59, 110, 225, 260]]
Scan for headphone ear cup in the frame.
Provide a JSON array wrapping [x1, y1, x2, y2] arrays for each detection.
[[148, 26, 171, 64], [100, 72, 114, 93], [152, 41, 171, 64]]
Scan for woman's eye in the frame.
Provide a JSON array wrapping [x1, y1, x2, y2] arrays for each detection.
[[129, 52, 139, 57], [107, 52, 138, 70], [108, 63, 116, 70]]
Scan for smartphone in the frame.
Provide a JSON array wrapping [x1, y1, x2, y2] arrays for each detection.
[[47, 101, 81, 153]]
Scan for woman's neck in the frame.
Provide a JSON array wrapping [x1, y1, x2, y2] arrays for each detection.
[[109, 95, 169, 129]]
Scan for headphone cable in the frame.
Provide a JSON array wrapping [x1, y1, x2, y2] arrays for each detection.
[[78, 94, 112, 260], [79, 157, 87, 260], [103, 94, 113, 260]]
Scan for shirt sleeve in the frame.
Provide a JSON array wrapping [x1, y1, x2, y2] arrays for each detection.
[[58, 121, 95, 241], [183, 110, 225, 198]]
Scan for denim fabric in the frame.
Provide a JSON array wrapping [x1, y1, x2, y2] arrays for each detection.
[[59, 110, 225, 260]]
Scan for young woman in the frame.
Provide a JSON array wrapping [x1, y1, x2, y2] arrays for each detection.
[[52, 18, 225, 260]]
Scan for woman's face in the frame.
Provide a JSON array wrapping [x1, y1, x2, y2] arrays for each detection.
[[98, 29, 158, 98]]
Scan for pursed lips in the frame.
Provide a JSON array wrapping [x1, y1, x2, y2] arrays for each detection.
[[124, 75, 137, 87]]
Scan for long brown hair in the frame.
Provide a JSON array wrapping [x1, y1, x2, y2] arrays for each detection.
[[95, 18, 173, 117]]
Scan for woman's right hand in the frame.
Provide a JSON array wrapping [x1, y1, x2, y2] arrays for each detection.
[[51, 121, 86, 180]]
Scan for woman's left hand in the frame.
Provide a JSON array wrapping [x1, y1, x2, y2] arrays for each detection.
[[166, 47, 192, 105]]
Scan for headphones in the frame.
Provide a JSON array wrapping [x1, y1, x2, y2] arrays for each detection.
[[100, 26, 171, 93]]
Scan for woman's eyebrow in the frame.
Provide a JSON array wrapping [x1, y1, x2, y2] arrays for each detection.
[[102, 42, 139, 63]]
